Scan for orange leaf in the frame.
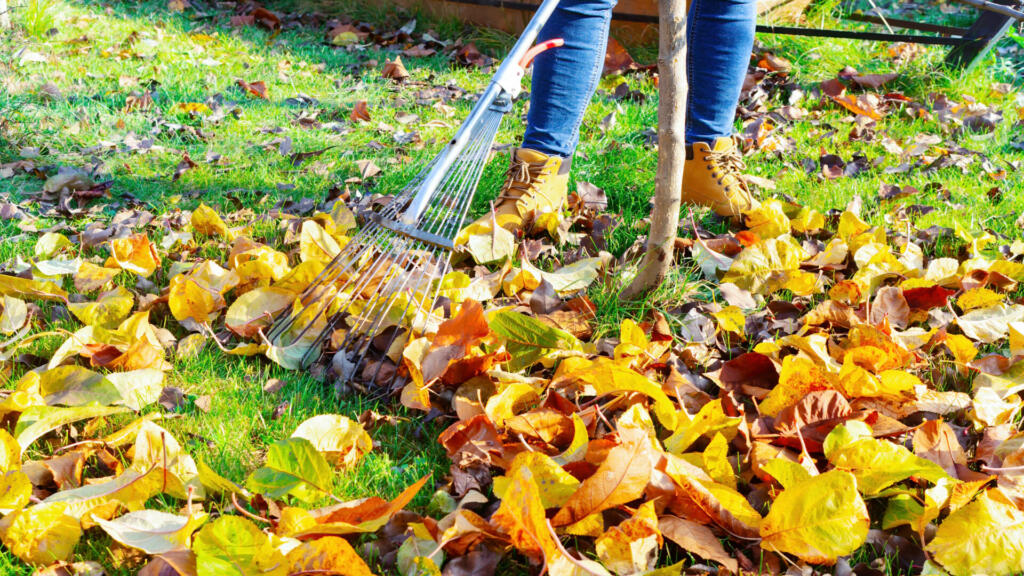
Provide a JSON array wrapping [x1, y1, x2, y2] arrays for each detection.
[[351, 100, 371, 123], [237, 79, 267, 99], [551, 430, 650, 527]]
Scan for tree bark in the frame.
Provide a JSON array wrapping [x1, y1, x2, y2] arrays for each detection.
[[622, 0, 687, 299], [0, 0, 10, 29]]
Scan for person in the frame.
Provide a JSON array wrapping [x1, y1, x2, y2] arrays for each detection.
[[475, 0, 760, 234]]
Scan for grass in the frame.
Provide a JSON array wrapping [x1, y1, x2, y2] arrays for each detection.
[[0, 0, 1022, 572]]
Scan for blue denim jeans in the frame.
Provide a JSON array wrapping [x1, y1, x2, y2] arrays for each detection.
[[521, 0, 757, 158]]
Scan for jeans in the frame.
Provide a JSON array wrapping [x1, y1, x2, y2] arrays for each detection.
[[521, 0, 757, 158]]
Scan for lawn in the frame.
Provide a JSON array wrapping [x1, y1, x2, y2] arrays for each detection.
[[0, 0, 1023, 573]]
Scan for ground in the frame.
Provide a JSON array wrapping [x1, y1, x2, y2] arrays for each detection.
[[0, 0, 1023, 574]]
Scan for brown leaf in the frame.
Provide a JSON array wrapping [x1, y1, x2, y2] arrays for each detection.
[[913, 419, 968, 479], [382, 57, 410, 82], [236, 79, 267, 99], [773, 390, 853, 452], [603, 37, 635, 75], [350, 100, 371, 123], [172, 154, 196, 182], [552, 431, 651, 526], [659, 515, 738, 573], [714, 352, 779, 397], [831, 93, 884, 120], [576, 181, 608, 211], [250, 7, 280, 30], [869, 286, 910, 329], [850, 73, 898, 90]]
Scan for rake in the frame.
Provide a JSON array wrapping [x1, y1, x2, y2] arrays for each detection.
[[265, 0, 564, 381]]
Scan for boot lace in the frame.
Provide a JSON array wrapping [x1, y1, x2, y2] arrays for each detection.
[[704, 146, 753, 201], [496, 153, 549, 202]]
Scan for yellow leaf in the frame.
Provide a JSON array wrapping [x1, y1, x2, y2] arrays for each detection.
[[761, 458, 813, 489], [193, 515, 288, 576], [485, 382, 539, 427], [721, 235, 807, 294], [191, 203, 233, 239], [228, 239, 291, 289], [96, 509, 208, 555], [300, 220, 344, 263], [553, 413, 588, 465], [491, 464, 605, 576], [131, 421, 201, 499], [464, 225, 516, 265], [835, 358, 917, 401], [224, 287, 293, 338], [109, 234, 161, 278], [928, 490, 1024, 576], [0, 274, 67, 302], [44, 467, 165, 519], [945, 333, 978, 364], [0, 295, 28, 335], [290, 414, 372, 468], [745, 199, 791, 239], [552, 357, 677, 431], [168, 261, 240, 325], [711, 306, 745, 335], [957, 304, 1024, 343], [958, 287, 1005, 312], [73, 261, 122, 293], [613, 319, 649, 359], [0, 502, 82, 566], [286, 536, 375, 576], [35, 232, 72, 259], [703, 433, 736, 489], [824, 423, 950, 495], [1010, 322, 1024, 356], [0, 430, 21, 472], [595, 501, 661, 575], [760, 470, 869, 564], [837, 210, 871, 243], [0, 470, 31, 512], [493, 452, 579, 510], [68, 286, 134, 327], [759, 355, 833, 417], [664, 398, 740, 454], [791, 206, 825, 233]]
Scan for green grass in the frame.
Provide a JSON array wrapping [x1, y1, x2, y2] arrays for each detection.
[[0, 0, 1022, 572]]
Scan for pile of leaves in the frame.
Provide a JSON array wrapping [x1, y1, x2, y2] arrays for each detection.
[[2, 1, 1024, 575], [3, 182, 1024, 575]]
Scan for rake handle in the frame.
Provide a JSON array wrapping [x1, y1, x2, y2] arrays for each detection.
[[401, 0, 563, 225], [518, 38, 566, 68]]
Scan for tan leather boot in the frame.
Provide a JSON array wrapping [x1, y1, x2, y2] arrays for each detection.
[[467, 147, 570, 234], [682, 136, 759, 220]]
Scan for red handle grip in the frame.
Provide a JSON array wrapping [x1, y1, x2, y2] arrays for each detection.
[[518, 39, 565, 68]]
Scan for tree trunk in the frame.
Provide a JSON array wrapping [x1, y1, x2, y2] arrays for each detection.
[[622, 0, 687, 299], [0, 0, 10, 29]]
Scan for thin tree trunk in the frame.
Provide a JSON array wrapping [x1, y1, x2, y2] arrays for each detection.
[[622, 0, 687, 299], [0, 0, 10, 29]]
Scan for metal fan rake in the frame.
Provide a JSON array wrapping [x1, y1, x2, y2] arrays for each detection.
[[265, 0, 564, 383]]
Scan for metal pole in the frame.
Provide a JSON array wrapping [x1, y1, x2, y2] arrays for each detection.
[[955, 0, 1024, 21]]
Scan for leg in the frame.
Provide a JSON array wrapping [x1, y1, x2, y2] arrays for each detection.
[[462, 0, 616, 238], [685, 0, 758, 144], [522, 0, 619, 158], [681, 0, 760, 220]]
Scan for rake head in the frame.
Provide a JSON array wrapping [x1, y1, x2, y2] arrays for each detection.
[[265, 98, 511, 385]]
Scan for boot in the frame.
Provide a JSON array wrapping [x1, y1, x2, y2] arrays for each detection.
[[467, 147, 570, 235], [682, 136, 759, 220]]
